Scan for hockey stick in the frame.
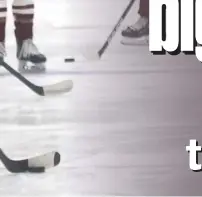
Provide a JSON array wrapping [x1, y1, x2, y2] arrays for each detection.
[[1, 61, 73, 96], [64, 0, 136, 62], [97, 0, 136, 58], [0, 149, 60, 173]]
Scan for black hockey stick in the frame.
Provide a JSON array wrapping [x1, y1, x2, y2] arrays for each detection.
[[0, 149, 60, 173], [64, 0, 136, 62], [97, 0, 136, 58], [1, 61, 73, 96]]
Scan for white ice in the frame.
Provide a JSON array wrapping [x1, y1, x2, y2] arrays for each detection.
[[0, 0, 202, 196]]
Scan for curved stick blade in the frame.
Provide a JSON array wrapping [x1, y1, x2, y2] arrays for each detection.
[[28, 151, 60, 169], [43, 80, 73, 95], [0, 149, 61, 173]]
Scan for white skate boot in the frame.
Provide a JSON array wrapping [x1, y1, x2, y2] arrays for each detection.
[[17, 39, 46, 73]]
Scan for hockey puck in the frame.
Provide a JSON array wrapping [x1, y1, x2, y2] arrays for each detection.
[[64, 58, 75, 62]]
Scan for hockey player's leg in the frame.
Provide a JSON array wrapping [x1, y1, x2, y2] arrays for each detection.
[[121, 0, 149, 45], [0, 20, 6, 62], [0, 0, 7, 62], [12, 0, 46, 73]]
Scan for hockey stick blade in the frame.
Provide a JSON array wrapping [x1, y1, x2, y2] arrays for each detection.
[[0, 149, 60, 173], [1, 61, 73, 96], [43, 80, 73, 95]]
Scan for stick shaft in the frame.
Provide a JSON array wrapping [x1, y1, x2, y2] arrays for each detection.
[[98, 0, 136, 58]]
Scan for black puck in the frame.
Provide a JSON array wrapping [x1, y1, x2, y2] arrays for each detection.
[[64, 58, 75, 62]]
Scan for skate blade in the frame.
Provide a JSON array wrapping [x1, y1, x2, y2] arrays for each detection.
[[121, 36, 149, 46], [18, 62, 46, 74], [19, 68, 46, 74]]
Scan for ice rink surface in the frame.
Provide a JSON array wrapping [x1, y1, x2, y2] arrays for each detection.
[[1, 0, 202, 196]]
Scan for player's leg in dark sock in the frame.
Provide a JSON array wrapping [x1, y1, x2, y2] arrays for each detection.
[[12, 0, 46, 73], [0, 1, 7, 61]]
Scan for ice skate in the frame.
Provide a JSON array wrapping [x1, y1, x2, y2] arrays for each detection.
[[121, 16, 149, 46], [17, 39, 46, 74]]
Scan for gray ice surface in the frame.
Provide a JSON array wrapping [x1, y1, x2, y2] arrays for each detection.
[[0, 0, 202, 196]]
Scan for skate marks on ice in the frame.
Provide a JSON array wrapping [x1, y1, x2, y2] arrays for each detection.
[[1, 53, 201, 77], [1, 61, 202, 195]]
